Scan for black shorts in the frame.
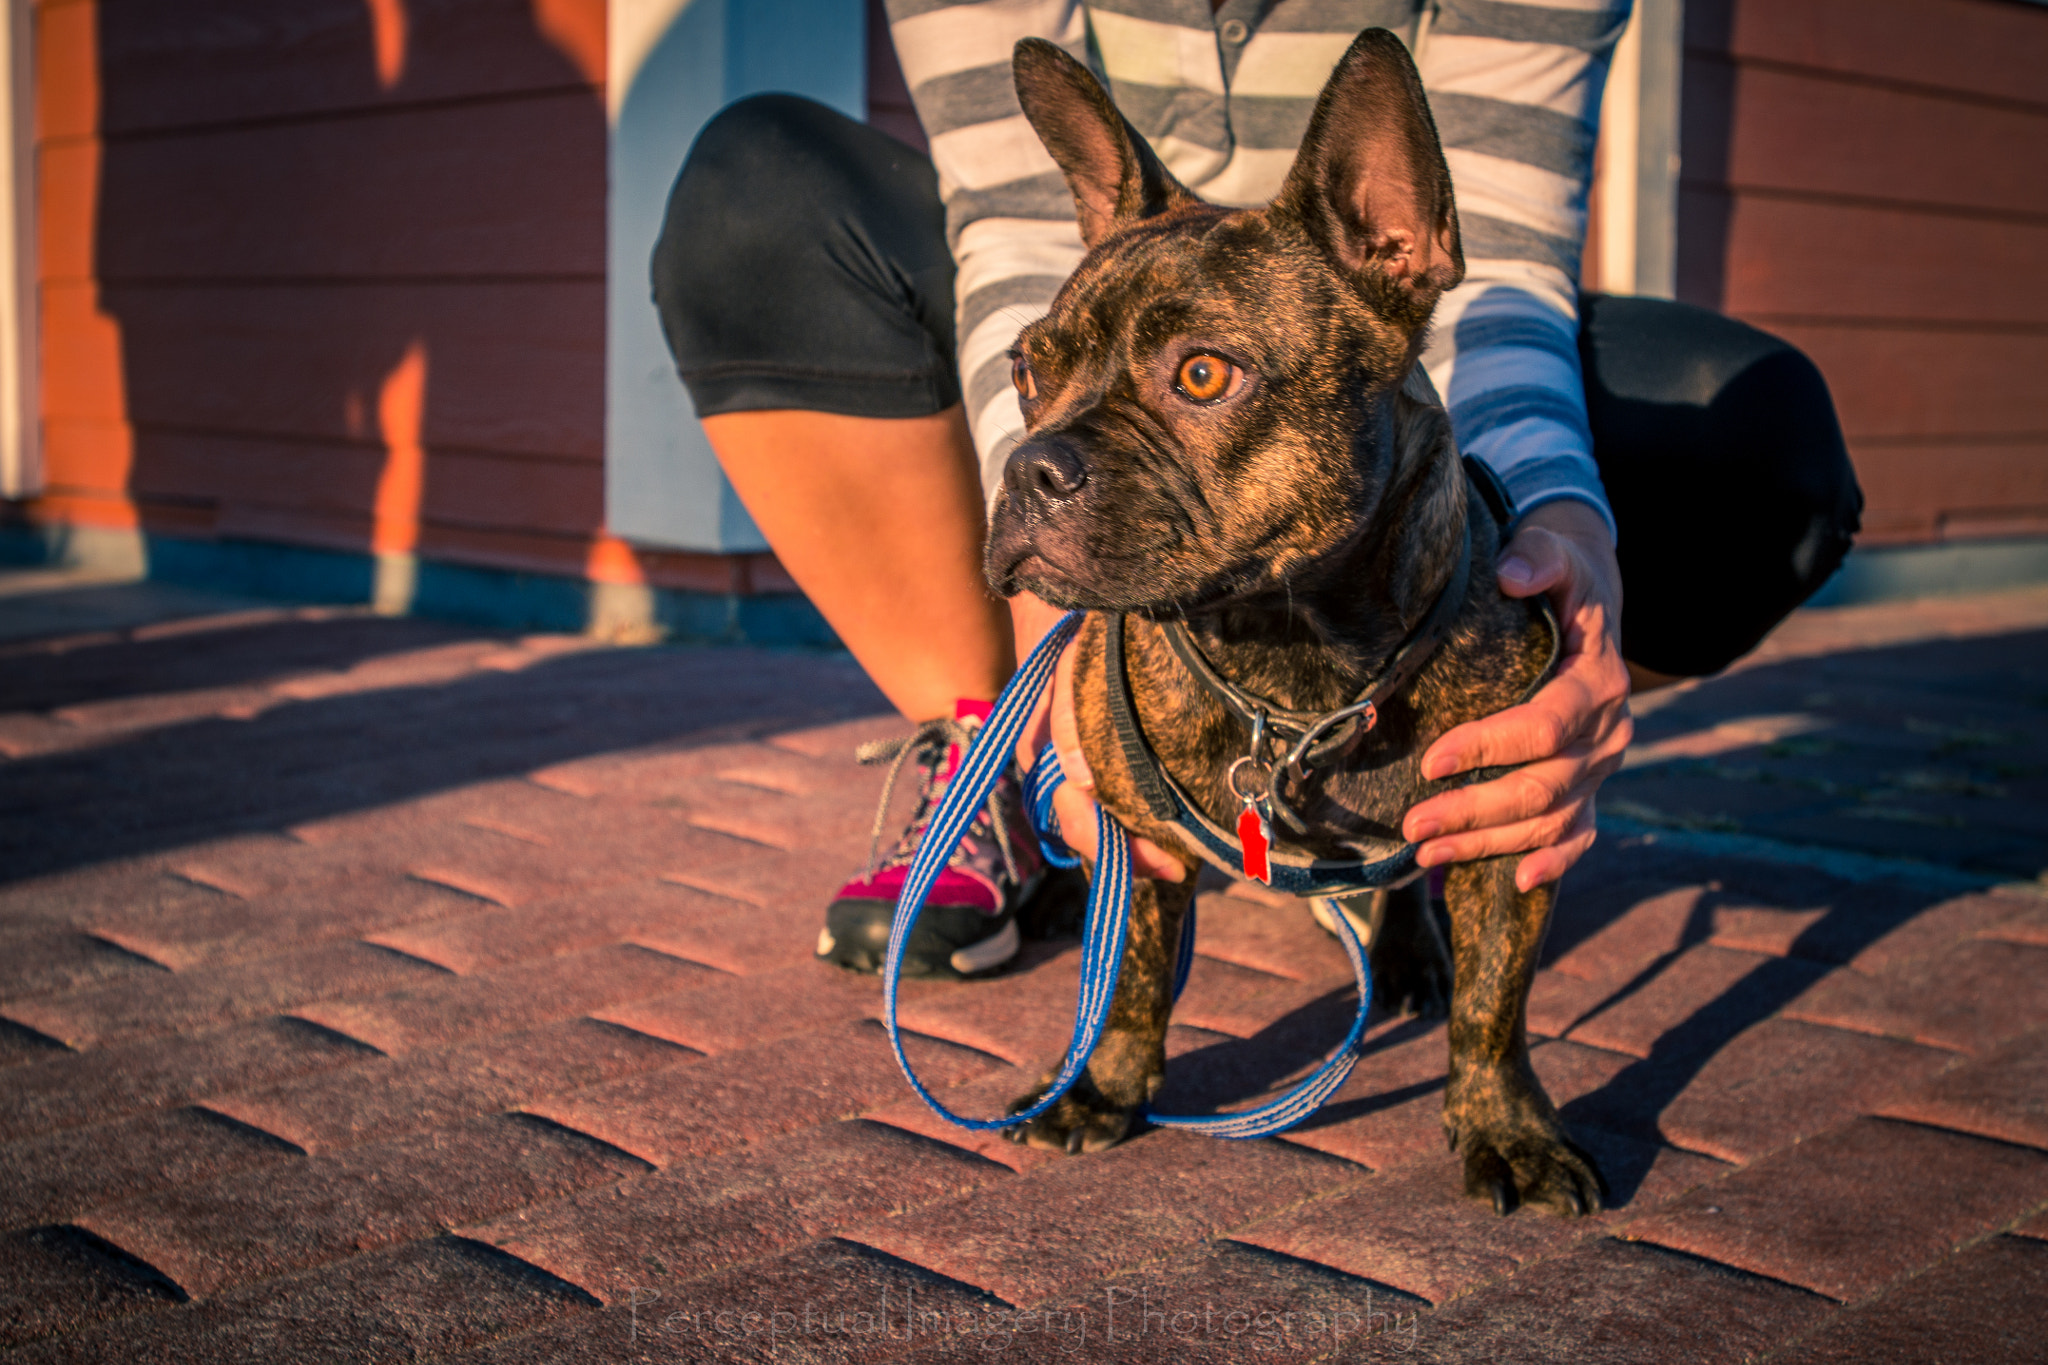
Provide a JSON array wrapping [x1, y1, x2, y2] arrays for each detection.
[[653, 95, 1863, 678]]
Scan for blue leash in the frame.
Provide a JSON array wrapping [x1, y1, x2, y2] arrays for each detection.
[[882, 610, 1374, 1139]]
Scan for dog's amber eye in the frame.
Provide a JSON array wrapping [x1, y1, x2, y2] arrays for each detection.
[[1011, 354, 1037, 401], [1176, 354, 1235, 403]]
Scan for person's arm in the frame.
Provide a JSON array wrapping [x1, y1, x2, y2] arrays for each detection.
[[1394, 1, 1636, 887], [885, 0, 1088, 501], [1415, 0, 1631, 532], [1404, 500, 1633, 889]]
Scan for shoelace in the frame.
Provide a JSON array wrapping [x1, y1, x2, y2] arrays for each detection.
[[857, 717, 1019, 886]]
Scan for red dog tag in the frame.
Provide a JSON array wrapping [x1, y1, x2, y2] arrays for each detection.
[[1238, 806, 1271, 884]]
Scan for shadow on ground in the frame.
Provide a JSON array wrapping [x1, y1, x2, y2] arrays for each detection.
[[1, 609, 883, 885]]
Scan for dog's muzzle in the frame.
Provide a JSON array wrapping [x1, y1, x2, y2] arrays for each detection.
[[1003, 437, 1089, 505], [987, 437, 1093, 599]]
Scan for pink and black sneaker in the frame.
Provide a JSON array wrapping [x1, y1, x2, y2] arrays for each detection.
[[817, 699, 1042, 977]]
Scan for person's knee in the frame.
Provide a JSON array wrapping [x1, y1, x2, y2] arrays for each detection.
[[651, 95, 852, 316], [1711, 345, 1862, 553], [1587, 299, 1863, 675], [1583, 294, 1788, 407], [680, 94, 857, 204], [1587, 294, 1860, 542]]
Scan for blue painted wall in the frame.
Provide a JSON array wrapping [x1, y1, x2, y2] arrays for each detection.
[[604, 0, 867, 554]]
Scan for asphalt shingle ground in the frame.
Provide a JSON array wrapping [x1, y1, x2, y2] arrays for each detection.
[[2, 572, 2046, 1363]]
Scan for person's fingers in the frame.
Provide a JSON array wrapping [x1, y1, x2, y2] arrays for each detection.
[[1511, 804, 1600, 891], [1048, 783, 1099, 861], [1408, 703, 1630, 842], [1413, 782, 1592, 871], [1048, 782, 1184, 881], [1130, 835, 1187, 881], [1419, 670, 1602, 782], [1406, 750, 1579, 844], [1402, 501, 1626, 885], [1049, 637, 1096, 791], [1016, 633, 1181, 881], [1420, 620, 1631, 782], [1496, 524, 1572, 599], [1411, 761, 1590, 862]]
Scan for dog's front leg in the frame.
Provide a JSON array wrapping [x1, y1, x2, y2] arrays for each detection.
[[1440, 858, 1607, 1215], [1005, 869, 1194, 1154]]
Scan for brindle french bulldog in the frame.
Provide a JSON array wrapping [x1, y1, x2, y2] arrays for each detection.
[[984, 30, 1607, 1216]]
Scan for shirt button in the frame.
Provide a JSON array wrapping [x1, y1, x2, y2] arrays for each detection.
[[1219, 18, 1248, 44]]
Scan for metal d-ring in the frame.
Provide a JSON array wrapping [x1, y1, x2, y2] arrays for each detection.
[[1228, 708, 1273, 808], [1280, 698, 1378, 774], [1227, 754, 1272, 806], [1265, 698, 1377, 836]]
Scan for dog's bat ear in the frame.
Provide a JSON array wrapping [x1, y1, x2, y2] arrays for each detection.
[[1273, 28, 1464, 317], [1013, 37, 1195, 248]]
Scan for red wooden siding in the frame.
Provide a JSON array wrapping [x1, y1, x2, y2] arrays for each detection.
[[26, 0, 792, 595], [1678, 0, 2048, 545]]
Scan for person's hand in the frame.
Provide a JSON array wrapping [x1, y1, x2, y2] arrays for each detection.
[[1400, 500, 1634, 891], [1009, 593, 1186, 881]]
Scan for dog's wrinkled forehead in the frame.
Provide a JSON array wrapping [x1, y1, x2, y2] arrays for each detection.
[[1025, 207, 1403, 393], [1036, 216, 1229, 347], [1041, 213, 1287, 334]]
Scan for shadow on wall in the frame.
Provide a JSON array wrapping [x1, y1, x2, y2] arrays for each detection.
[[91, 0, 607, 610]]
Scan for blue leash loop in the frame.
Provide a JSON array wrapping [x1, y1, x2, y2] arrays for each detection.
[[882, 611, 1374, 1139]]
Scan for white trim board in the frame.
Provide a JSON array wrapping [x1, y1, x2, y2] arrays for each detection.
[[1593, 0, 1682, 299], [0, 0, 36, 500]]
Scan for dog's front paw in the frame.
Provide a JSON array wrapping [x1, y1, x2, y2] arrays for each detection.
[[1444, 1088, 1607, 1217], [1455, 1127, 1606, 1217], [1003, 1071, 1143, 1154], [1003, 1032, 1163, 1155]]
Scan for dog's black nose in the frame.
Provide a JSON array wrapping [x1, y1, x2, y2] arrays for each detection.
[[1006, 440, 1088, 500]]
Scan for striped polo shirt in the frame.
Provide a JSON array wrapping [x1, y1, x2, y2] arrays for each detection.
[[886, 0, 1630, 536]]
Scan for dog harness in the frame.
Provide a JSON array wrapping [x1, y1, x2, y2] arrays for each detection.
[[1108, 457, 1548, 895], [880, 458, 1556, 1139]]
